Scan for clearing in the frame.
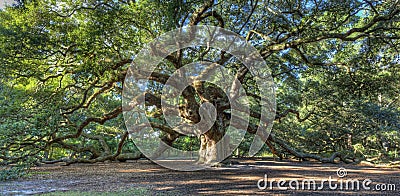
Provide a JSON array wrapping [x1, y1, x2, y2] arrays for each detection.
[[1, 158, 399, 195]]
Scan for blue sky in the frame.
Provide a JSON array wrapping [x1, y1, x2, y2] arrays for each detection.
[[0, 0, 16, 10]]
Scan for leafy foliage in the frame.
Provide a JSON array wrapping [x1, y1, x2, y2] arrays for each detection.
[[0, 0, 399, 177]]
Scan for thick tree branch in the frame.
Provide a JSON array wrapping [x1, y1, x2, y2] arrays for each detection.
[[259, 8, 400, 55]]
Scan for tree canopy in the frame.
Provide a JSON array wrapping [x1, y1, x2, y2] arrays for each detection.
[[1, 0, 399, 173]]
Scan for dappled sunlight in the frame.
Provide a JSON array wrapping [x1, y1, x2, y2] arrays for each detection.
[[153, 186, 176, 191], [117, 168, 166, 173], [221, 175, 261, 181], [2, 160, 399, 195], [348, 168, 400, 175]]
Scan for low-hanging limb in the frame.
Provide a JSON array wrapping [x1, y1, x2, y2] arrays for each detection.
[[230, 114, 355, 164], [269, 133, 355, 164], [52, 131, 144, 165]]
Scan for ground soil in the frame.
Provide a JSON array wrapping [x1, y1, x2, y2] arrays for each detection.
[[1, 158, 399, 195]]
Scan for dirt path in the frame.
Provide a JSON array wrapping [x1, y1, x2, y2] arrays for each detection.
[[1, 158, 399, 195]]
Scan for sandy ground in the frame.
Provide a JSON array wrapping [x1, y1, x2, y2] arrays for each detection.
[[1, 158, 399, 195]]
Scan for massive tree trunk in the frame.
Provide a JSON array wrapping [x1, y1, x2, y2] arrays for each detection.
[[197, 107, 232, 165], [197, 126, 230, 165]]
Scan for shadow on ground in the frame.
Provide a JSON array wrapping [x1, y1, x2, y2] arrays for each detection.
[[1, 158, 399, 195]]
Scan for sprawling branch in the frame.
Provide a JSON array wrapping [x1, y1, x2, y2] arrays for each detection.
[[259, 8, 400, 56], [189, 0, 214, 26], [269, 133, 355, 164], [52, 106, 122, 144], [275, 109, 315, 122]]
